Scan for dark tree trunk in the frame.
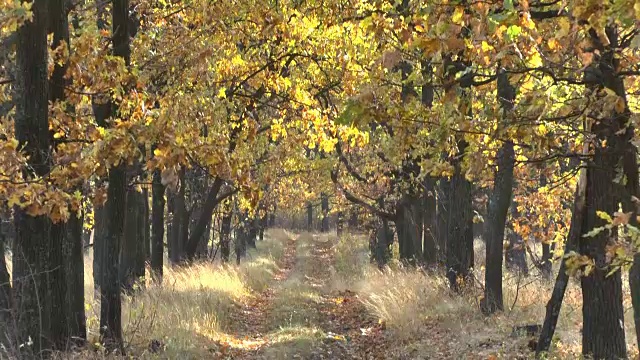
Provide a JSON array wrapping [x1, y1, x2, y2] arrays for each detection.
[[93, 204, 107, 290], [183, 177, 227, 261], [151, 169, 165, 282], [50, 0, 86, 347], [235, 221, 247, 265], [435, 182, 448, 267], [541, 242, 552, 280], [321, 193, 330, 232], [536, 167, 587, 356], [66, 211, 86, 347], [120, 190, 145, 293], [307, 202, 313, 231], [336, 211, 344, 237], [373, 217, 393, 269], [396, 193, 422, 265], [505, 203, 528, 276], [422, 177, 438, 266], [481, 68, 516, 315], [143, 188, 150, 261], [166, 191, 176, 262], [0, 224, 11, 345], [444, 140, 474, 292], [12, 0, 69, 353], [220, 212, 232, 263], [259, 214, 267, 241], [579, 33, 628, 359], [169, 170, 186, 264], [246, 215, 257, 249], [348, 209, 358, 228], [99, 0, 130, 351], [580, 147, 627, 358], [268, 212, 276, 228]]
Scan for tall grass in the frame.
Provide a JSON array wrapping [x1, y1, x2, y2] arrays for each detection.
[[327, 234, 611, 358]]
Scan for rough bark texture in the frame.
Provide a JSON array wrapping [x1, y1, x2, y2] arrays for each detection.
[[422, 177, 438, 265], [99, 0, 130, 351], [482, 141, 514, 314], [151, 169, 165, 283], [443, 140, 474, 291], [12, 0, 69, 353], [183, 177, 224, 260], [170, 171, 186, 264], [577, 27, 627, 359], [321, 193, 329, 232], [93, 204, 107, 290], [536, 164, 587, 356], [396, 193, 422, 265], [0, 225, 11, 345], [120, 190, 146, 293], [307, 202, 313, 231], [66, 212, 86, 347], [482, 69, 516, 314], [220, 212, 232, 263], [50, 0, 86, 347]]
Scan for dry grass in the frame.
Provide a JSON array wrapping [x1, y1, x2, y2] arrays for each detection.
[[329, 234, 638, 359], [3, 229, 291, 359]]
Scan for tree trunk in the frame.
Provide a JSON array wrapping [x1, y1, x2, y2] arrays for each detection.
[[396, 193, 422, 265], [183, 177, 226, 261], [235, 221, 247, 265], [373, 217, 393, 269], [93, 204, 106, 290], [66, 211, 87, 347], [220, 212, 232, 263], [336, 211, 344, 237], [321, 193, 329, 232], [120, 189, 145, 293], [422, 177, 438, 265], [12, 0, 70, 353], [481, 68, 516, 315], [444, 140, 474, 292], [578, 27, 628, 359], [169, 171, 186, 264], [0, 224, 11, 345], [143, 188, 150, 261], [99, 0, 130, 351], [536, 164, 587, 356], [151, 169, 165, 283], [307, 202, 313, 231]]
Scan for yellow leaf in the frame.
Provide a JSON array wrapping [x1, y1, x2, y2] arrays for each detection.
[[217, 87, 227, 99], [451, 7, 464, 25]]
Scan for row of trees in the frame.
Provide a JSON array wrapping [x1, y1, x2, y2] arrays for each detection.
[[2, 0, 640, 359]]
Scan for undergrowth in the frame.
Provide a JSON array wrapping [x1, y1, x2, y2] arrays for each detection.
[[329, 233, 638, 359], [81, 229, 290, 358]]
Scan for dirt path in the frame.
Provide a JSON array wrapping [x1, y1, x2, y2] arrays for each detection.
[[211, 233, 386, 359]]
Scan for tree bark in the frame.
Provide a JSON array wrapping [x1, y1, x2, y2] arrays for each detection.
[[169, 170, 186, 264], [12, 0, 70, 353], [120, 189, 145, 293], [444, 140, 474, 292], [396, 193, 422, 265], [66, 212, 86, 347], [321, 193, 329, 232], [98, 0, 130, 351], [183, 177, 226, 260], [151, 169, 165, 283], [536, 162, 587, 356], [0, 223, 11, 345], [307, 202, 313, 231], [422, 177, 438, 265], [93, 204, 106, 290], [481, 68, 516, 315], [220, 212, 232, 263]]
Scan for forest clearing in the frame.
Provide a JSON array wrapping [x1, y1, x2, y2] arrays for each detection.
[[4, 0, 640, 359]]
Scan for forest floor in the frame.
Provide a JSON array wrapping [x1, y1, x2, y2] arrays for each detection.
[[53, 229, 639, 359], [205, 232, 387, 359]]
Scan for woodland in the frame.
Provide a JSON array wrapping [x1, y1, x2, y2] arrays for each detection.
[[2, 0, 640, 359]]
